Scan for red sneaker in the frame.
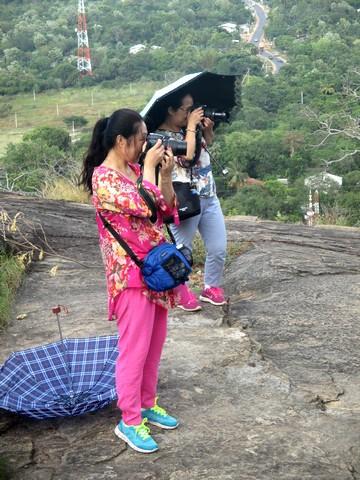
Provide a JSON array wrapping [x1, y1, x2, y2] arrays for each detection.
[[177, 285, 202, 312], [199, 287, 226, 306]]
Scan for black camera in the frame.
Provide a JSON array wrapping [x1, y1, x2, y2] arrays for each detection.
[[200, 105, 229, 123], [146, 133, 187, 156]]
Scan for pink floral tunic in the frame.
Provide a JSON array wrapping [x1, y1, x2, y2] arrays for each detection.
[[92, 164, 179, 320]]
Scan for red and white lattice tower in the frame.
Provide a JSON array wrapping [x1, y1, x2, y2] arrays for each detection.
[[77, 0, 92, 75]]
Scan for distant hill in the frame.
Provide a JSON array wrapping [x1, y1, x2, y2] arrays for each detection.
[[0, 0, 260, 94], [1, 0, 359, 226]]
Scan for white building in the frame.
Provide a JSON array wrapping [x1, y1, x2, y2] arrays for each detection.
[[129, 44, 146, 55], [305, 172, 343, 189], [219, 23, 238, 34]]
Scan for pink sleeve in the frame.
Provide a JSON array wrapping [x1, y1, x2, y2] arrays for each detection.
[[142, 180, 179, 224]]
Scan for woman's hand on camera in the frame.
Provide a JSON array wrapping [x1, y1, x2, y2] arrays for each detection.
[[202, 117, 214, 131], [143, 139, 165, 169], [159, 148, 176, 206], [160, 147, 174, 179], [201, 116, 215, 144], [187, 107, 204, 130]]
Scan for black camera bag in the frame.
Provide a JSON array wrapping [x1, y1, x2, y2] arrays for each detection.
[[169, 180, 200, 222]]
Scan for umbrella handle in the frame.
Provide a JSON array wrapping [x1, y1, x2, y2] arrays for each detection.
[[51, 306, 74, 397], [52, 305, 69, 315], [51, 305, 69, 342]]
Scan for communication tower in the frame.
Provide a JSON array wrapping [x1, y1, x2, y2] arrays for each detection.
[[77, 0, 92, 75]]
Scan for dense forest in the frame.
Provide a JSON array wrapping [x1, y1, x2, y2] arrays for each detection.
[[218, 0, 360, 224], [0, 0, 359, 225], [0, 0, 259, 93]]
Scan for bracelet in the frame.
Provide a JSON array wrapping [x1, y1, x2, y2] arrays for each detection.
[[186, 128, 196, 133]]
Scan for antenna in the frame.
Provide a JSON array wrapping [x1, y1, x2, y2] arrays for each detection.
[[77, 0, 92, 76]]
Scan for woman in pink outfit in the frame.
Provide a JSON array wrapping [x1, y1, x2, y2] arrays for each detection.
[[80, 109, 179, 454]]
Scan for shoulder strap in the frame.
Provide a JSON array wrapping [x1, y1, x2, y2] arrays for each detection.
[[136, 177, 158, 224], [136, 178, 177, 245], [165, 224, 176, 244], [98, 212, 143, 268]]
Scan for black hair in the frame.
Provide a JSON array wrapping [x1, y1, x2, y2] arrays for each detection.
[[80, 108, 143, 193], [148, 92, 193, 131]]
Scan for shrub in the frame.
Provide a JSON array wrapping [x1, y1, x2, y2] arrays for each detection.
[[0, 103, 12, 118], [23, 126, 71, 151], [63, 115, 88, 129], [2, 141, 68, 192], [2, 126, 74, 193], [42, 178, 90, 203], [0, 253, 24, 329]]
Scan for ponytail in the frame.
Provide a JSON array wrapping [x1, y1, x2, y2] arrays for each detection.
[[80, 108, 143, 194], [80, 117, 109, 193]]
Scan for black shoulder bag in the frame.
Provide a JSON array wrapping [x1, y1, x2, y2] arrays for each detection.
[[164, 128, 202, 223], [171, 170, 200, 222]]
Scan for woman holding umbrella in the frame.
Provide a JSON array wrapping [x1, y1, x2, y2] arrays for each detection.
[[80, 109, 179, 454], [155, 93, 228, 311]]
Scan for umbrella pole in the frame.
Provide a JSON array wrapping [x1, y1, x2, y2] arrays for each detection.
[[52, 306, 75, 398], [55, 311, 64, 343]]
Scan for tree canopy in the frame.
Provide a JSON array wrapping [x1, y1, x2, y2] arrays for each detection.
[[0, 0, 254, 94]]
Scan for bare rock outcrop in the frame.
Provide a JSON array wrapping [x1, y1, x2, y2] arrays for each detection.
[[1, 193, 360, 480]]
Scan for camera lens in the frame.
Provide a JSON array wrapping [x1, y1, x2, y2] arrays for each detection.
[[203, 108, 229, 122], [146, 133, 187, 157], [146, 133, 164, 150], [166, 138, 187, 156]]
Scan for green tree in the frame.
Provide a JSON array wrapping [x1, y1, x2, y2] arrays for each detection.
[[2, 127, 73, 193], [23, 127, 71, 151], [3, 141, 68, 192]]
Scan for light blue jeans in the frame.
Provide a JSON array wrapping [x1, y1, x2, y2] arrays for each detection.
[[170, 195, 227, 288]]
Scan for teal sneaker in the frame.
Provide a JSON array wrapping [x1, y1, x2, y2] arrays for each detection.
[[142, 397, 179, 430], [114, 418, 159, 453]]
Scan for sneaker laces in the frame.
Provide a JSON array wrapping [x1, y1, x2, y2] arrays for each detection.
[[150, 397, 167, 417], [211, 287, 223, 294], [134, 418, 151, 439]]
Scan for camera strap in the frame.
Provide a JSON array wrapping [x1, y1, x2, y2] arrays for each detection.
[[203, 145, 228, 176], [136, 177, 158, 223], [136, 177, 178, 243]]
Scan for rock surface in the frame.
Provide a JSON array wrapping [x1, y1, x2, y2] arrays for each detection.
[[0, 193, 360, 480]]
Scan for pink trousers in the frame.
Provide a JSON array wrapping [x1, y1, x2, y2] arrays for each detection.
[[113, 288, 168, 425]]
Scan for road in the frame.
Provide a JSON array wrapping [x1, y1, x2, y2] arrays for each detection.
[[246, 0, 286, 73]]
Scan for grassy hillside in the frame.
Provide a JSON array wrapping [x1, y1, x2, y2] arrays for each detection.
[[0, 80, 160, 156]]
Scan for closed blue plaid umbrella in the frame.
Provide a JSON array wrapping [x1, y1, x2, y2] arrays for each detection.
[[0, 307, 118, 419]]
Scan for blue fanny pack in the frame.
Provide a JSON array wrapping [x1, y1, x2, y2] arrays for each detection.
[[98, 213, 192, 292], [140, 242, 192, 291]]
